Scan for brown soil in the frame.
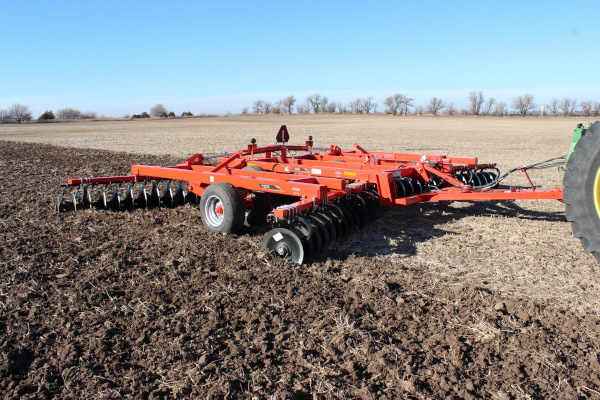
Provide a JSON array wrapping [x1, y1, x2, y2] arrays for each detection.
[[1, 140, 599, 399]]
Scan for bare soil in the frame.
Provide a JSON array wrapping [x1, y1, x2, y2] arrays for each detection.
[[1, 138, 600, 398], [2, 116, 600, 313]]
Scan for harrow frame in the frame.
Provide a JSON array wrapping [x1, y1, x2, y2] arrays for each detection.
[[59, 125, 564, 263]]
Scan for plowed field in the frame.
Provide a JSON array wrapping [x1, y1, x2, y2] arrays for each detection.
[[1, 115, 599, 398]]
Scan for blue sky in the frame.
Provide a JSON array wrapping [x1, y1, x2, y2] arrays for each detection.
[[1, 0, 599, 116]]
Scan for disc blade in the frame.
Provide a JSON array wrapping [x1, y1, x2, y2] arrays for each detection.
[[125, 185, 135, 211], [290, 219, 314, 260], [336, 200, 358, 233], [162, 182, 173, 208], [413, 180, 423, 195], [347, 196, 368, 229], [96, 188, 108, 210], [368, 191, 383, 218], [298, 217, 322, 254], [150, 181, 160, 208], [56, 188, 66, 213], [472, 173, 481, 187], [261, 228, 305, 264], [326, 204, 347, 240], [314, 209, 337, 246], [71, 191, 78, 211], [306, 213, 330, 250], [110, 187, 121, 211], [394, 178, 406, 198], [359, 192, 378, 221], [136, 184, 148, 209], [80, 184, 92, 207], [174, 183, 186, 206]]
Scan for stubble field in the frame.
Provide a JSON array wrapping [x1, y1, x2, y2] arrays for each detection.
[[0, 115, 599, 398]]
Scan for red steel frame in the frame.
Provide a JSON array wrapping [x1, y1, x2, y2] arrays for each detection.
[[66, 141, 563, 219]]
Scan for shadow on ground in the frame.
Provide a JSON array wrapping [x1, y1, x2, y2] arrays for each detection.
[[317, 199, 565, 261]]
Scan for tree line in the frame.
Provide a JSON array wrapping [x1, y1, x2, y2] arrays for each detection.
[[0, 104, 100, 123], [128, 104, 193, 119], [0, 103, 197, 123], [244, 92, 600, 117], [3, 94, 600, 124]]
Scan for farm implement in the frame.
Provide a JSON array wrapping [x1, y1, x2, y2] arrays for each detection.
[[57, 123, 600, 264]]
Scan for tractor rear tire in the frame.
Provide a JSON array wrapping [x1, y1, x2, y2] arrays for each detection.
[[200, 182, 245, 234], [564, 121, 600, 262]]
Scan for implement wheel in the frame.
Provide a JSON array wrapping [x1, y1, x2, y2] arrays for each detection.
[[564, 121, 600, 262], [200, 182, 245, 234]]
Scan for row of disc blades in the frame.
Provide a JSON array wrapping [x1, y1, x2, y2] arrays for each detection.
[[394, 177, 430, 198], [55, 181, 198, 212], [455, 170, 498, 188], [261, 191, 383, 264]]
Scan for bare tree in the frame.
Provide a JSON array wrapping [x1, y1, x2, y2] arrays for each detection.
[[594, 102, 600, 117], [275, 101, 286, 114], [279, 96, 296, 114], [324, 102, 337, 113], [384, 94, 412, 115], [426, 97, 445, 115], [150, 104, 167, 117], [57, 108, 82, 119], [335, 102, 346, 114], [270, 104, 281, 114], [548, 98, 559, 117], [383, 93, 403, 115], [361, 97, 377, 114], [560, 97, 577, 116], [81, 111, 97, 119], [241, 107, 249, 114], [414, 105, 424, 115], [561, 99, 571, 116], [296, 104, 308, 114], [319, 96, 329, 113], [512, 95, 535, 117], [306, 93, 323, 113], [569, 99, 578, 116], [483, 97, 495, 116], [349, 98, 362, 114], [252, 100, 264, 114], [494, 102, 507, 116], [581, 101, 593, 117], [468, 91, 485, 115], [401, 95, 414, 115], [263, 102, 272, 114], [6, 104, 32, 123], [445, 102, 456, 115], [0, 109, 8, 122]]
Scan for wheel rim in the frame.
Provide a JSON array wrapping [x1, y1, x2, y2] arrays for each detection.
[[594, 166, 600, 220], [204, 195, 224, 227]]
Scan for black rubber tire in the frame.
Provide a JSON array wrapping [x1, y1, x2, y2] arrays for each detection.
[[246, 192, 272, 226], [564, 121, 600, 262], [200, 182, 245, 234], [243, 165, 272, 226]]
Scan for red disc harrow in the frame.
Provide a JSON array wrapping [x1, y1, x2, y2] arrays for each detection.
[[57, 125, 563, 263]]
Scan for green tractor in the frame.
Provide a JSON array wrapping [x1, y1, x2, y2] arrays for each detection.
[[563, 121, 600, 262]]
